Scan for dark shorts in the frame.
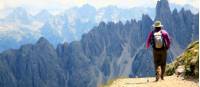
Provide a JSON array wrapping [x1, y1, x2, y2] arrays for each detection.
[[153, 49, 167, 66]]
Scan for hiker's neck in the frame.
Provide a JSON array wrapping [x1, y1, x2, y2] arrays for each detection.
[[154, 28, 162, 32]]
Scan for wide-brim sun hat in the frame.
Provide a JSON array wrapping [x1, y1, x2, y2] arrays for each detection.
[[152, 21, 163, 27]]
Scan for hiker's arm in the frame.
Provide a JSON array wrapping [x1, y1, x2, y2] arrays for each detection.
[[165, 32, 171, 49], [146, 32, 152, 48]]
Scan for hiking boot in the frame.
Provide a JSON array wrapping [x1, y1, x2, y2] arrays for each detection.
[[161, 77, 164, 80], [155, 76, 159, 82], [161, 76, 164, 80], [155, 78, 159, 82]]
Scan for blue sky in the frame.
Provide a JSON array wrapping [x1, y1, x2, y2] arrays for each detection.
[[0, 0, 198, 11]]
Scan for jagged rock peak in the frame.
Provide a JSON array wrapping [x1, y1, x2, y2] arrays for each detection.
[[142, 14, 152, 20], [156, 0, 170, 11], [36, 37, 51, 46], [172, 8, 178, 15], [157, 0, 169, 6], [99, 21, 106, 27], [155, 0, 172, 20], [56, 42, 68, 50]]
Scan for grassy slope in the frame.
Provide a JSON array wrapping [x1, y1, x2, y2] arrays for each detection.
[[166, 41, 199, 78]]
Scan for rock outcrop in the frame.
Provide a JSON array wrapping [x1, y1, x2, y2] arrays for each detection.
[[166, 41, 199, 78]]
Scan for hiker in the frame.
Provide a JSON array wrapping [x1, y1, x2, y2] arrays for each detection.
[[146, 21, 171, 81]]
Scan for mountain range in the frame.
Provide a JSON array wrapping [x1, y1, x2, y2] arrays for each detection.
[[0, 2, 198, 52], [0, 0, 199, 87]]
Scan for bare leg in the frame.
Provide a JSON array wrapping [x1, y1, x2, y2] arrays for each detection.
[[153, 49, 161, 81], [161, 64, 166, 80], [156, 66, 161, 81], [155, 64, 160, 81], [161, 50, 167, 80]]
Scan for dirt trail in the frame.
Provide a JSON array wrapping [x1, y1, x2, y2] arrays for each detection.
[[106, 76, 199, 87]]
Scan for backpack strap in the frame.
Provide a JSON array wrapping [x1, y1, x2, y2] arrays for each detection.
[[150, 30, 155, 48], [160, 30, 167, 49]]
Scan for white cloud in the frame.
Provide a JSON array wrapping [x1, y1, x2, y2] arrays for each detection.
[[95, 10, 105, 23], [0, 20, 44, 42], [87, 0, 158, 9], [169, 0, 199, 8], [111, 11, 120, 23], [67, 10, 77, 34], [0, 22, 25, 42], [0, 0, 198, 12]]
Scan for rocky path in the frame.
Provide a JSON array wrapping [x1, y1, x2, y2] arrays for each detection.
[[104, 76, 199, 87]]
